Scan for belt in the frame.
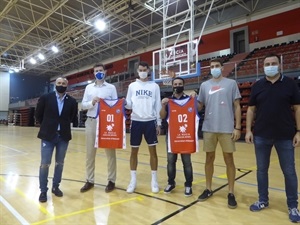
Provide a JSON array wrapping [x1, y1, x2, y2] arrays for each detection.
[[87, 116, 96, 119]]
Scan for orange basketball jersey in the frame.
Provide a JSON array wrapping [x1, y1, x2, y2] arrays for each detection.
[[95, 98, 126, 149], [167, 97, 200, 153]]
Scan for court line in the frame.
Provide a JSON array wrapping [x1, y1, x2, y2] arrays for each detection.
[[0, 195, 30, 225], [151, 170, 252, 225], [31, 196, 142, 225], [0, 176, 53, 216]]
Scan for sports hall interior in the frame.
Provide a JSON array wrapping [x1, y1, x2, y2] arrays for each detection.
[[0, 0, 300, 224]]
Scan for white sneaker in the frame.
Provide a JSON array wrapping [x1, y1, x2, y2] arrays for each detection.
[[151, 180, 159, 193], [126, 180, 136, 193]]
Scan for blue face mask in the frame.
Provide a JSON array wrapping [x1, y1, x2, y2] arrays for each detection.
[[210, 68, 222, 78], [95, 72, 105, 80], [264, 65, 279, 77]]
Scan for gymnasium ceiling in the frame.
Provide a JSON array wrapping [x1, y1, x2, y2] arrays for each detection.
[[0, 0, 297, 78]]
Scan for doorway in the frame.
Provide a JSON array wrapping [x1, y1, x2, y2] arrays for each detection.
[[230, 26, 249, 54]]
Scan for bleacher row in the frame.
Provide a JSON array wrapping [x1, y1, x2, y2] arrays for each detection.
[[66, 40, 300, 100], [235, 40, 300, 77]]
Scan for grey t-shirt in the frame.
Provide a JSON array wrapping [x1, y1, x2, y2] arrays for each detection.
[[197, 77, 241, 133]]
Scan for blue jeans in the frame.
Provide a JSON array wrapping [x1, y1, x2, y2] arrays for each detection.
[[254, 136, 298, 208], [39, 133, 69, 193]]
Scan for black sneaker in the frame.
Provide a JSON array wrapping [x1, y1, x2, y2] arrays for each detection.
[[164, 184, 175, 193], [228, 193, 237, 209], [39, 192, 47, 203], [184, 187, 193, 197], [198, 189, 213, 201], [52, 187, 63, 197]]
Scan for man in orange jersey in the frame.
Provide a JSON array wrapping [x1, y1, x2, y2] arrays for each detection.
[[160, 77, 198, 197]]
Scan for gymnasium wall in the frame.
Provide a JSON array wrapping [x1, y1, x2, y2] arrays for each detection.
[[104, 8, 300, 75]]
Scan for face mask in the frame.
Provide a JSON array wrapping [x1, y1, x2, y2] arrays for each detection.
[[264, 65, 279, 77], [173, 86, 184, 94], [138, 71, 148, 79], [210, 68, 222, 78], [56, 85, 67, 94], [95, 72, 105, 80]]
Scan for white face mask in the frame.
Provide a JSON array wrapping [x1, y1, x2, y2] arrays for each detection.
[[264, 65, 279, 77], [210, 68, 222, 78], [138, 71, 148, 79]]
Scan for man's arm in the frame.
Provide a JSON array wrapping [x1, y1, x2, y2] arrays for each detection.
[[160, 98, 169, 119], [125, 85, 132, 109], [245, 105, 256, 144], [293, 104, 300, 147], [35, 95, 46, 124], [81, 86, 93, 110], [234, 99, 241, 130]]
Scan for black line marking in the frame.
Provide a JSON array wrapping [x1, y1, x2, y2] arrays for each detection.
[[151, 169, 252, 225], [0, 174, 185, 207]]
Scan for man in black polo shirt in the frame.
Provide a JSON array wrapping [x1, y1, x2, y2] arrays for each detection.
[[160, 77, 197, 197], [245, 53, 300, 223]]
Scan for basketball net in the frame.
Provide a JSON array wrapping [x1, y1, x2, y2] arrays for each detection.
[[160, 69, 176, 86]]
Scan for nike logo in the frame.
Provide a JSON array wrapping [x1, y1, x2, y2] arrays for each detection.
[[209, 88, 224, 95]]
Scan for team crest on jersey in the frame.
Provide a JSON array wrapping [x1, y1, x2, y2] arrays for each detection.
[[116, 109, 121, 114], [188, 107, 193, 112]]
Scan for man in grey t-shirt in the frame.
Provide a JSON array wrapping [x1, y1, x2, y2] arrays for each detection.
[[197, 58, 241, 209]]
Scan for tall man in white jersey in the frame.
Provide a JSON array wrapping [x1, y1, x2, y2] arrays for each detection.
[[125, 61, 162, 193], [197, 58, 241, 209]]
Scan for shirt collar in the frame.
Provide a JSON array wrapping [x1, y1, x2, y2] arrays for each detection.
[[55, 91, 66, 100], [94, 80, 107, 86], [171, 93, 187, 99], [263, 74, 284, 83]]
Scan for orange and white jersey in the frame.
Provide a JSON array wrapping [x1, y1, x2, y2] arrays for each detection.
[[95, 98, 126, 149], [167, 97, 200, 154]]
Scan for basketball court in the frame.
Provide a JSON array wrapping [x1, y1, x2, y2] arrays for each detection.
[[1, 125, 299, 224]]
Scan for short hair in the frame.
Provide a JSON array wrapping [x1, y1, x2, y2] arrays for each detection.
[[172, 77, 185, 85], [138, 61, 149, 69], [264, 53, 281, 63], [56, 77, 68, 84], [210, 58, 223, 66], [93, 63, 105, 70]]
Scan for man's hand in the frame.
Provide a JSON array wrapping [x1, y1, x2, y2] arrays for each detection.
[[92, 97, 100, 106], [161, 98, 169, 107]]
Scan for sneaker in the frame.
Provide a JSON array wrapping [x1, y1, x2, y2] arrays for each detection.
[[39, 192, 47, 203], [288, 208, 300, 223], [198, 189, 213, 201], [227, 193, 237, 209], [249, 201, 269, 212], [184, 187, 193, 197], [126, 180, 136, 193], [164, 184, 175, 193], [151, 180, 159, 193], [52, 187, 63, 197]]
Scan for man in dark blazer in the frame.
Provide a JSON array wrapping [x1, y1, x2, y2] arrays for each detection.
[[35, 77, 78, 203]]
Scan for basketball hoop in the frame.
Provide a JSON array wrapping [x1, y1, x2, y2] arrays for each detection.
[[160, 69, 176, 86]]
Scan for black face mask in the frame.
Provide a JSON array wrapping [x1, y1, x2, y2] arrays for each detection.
[[56, 85, 67, 94], [173, 86, 184, 94]]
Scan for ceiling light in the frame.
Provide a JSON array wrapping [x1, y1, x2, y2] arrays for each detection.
[[38, 53, 45, 60], [30, 58, 37, 64], [14, 68, 20, 73], [51, 46, 59, 53], [94, 19, 106, 31], [9, 69, 14, 73]]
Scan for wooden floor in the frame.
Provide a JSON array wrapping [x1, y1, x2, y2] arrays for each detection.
[[0, 125, 299, 225]]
